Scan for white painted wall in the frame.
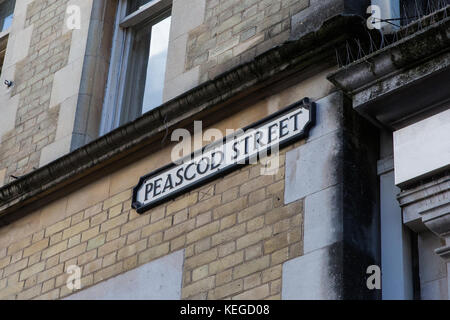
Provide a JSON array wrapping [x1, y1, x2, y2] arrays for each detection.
[[65, 250, 184, 300], [394, 108, 450, 186]]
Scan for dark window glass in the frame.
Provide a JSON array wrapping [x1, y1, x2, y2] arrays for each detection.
[[120, 10, 171, 124], [127, 0, 154, 15], [0, 0, 15, 32], [400, 0, 450, 25]]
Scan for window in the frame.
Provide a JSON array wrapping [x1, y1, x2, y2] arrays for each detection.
[[100, 0, 172, 135], [0, 0, 14, 32]]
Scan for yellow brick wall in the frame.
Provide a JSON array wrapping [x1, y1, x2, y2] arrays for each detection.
[[0, 141, 303, 300], [0, 0, 72, 182]]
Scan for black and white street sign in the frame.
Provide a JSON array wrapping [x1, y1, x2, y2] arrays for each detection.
[[132, 98, 315, 214]]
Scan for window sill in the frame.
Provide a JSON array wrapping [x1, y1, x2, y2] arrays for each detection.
[[120, 0, 171, 28]]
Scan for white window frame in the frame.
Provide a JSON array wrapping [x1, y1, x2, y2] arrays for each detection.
[[100, 0, 172, 136]]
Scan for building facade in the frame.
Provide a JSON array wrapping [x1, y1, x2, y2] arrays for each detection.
[[0, 0, 448, 300]]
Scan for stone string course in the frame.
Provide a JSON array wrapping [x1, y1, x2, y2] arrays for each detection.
[[0, 143, 304, 300]]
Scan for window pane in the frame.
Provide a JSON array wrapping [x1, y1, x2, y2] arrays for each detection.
[[0, 0, 15, 32], [141, 15, 171, 114], [128, 0, 154, 15]]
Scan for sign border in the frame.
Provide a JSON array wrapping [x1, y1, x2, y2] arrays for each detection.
[[132, 97, 316, 214]]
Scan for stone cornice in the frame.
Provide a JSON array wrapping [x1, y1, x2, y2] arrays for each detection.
[[327, 7, 450, 129], [0, 15, 372, 225]]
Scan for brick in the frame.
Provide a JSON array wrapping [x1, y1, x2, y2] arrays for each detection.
[[234, 284, 269, 300], [245, 244, 262, 261], [94, 262, 123, 284], [42, 241, 68, 260], [267, 180, 284, 195], [216, 15, 242, 35], [213, 197, 247, 220], [185, 248, 218, 270], [233, 256, 270, 279], [173, 209, 188, 225], [90, 211, 108, 226], [141, 217, 172, 238], [248, 188, 266, 205], [106, 227, 121, 242], [222, 187, 239, 203], [189, 195, 222, 217], [62, 220, 89, 240], [236, 226, 272, 250], [121, 214, 149, 235], [209, 251, 244, 274], [109, 203, 123, 218], [87, 234, 106, 251], [78, 250, 97, 265], [100, 214, 128, 233], [41, 278, 55, 294], [218, 241, 236, 258], [167, 193, 198, 215], [37, 264, 64, 283], [68, 234, 81, 248], [220, 214, 237, 231], [262, 265, 282, 283], [163, 219, 196, 241], [4, 258, 28, 277], [8, 236, 32, 255], [83, 258, 103, 276], [98, 237, 126, 257], [50, 232, 63, 246], [215, 171, 249, 194], [60, 243, 87, 262], [84, 203, 103, 218], [138, 242, 170, 264], [263, 230, 301, 254], [45, 218, 71, 237], [216, 269, 233, 287], [265, 201, 302, 225], [71, 211, 84, 225], [11, 251, 22, 264], [211, 224, 246, 247], [210, 279, 243, 299], [237, 198, 272, 223], [81, 226, 100, 242], [195, 238, 211, 254], [103, 190, 131, 210], [0, 256, 11, 269], [103, 252, 117, 267], [271, 247, 289, 265], [150, 206, 166, 223], [117, 239, 147, 260], [244, 272, 262, 290], [192, 265, 209, 282], [171, 235, 186, 251], [247, 216, 264, 232], [182, 276, 215, 299], [186, 221, 220, 244], [17, 284, 42, 300], [20, 262, 45, 281], [196, 211, 212, 227], [240, 175, 273, 196]]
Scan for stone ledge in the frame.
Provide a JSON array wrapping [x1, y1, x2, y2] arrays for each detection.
[[0, 15, 369, 225]]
